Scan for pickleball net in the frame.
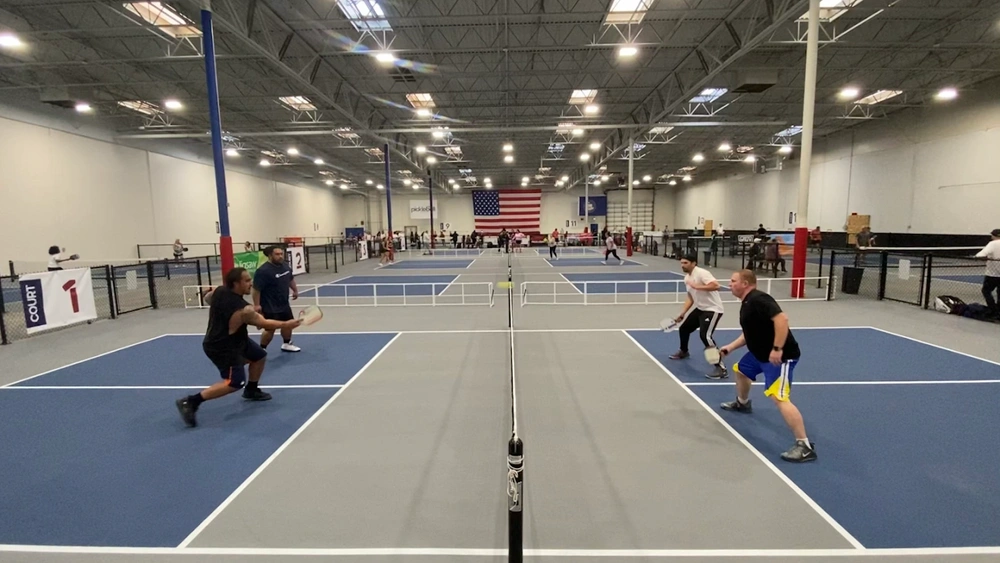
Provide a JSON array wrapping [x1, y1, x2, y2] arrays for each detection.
[[505, 249, 524, 562]]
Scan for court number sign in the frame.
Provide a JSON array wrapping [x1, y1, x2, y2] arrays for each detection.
[[286, 246, 307, 275], [19, 268, 98, 334]]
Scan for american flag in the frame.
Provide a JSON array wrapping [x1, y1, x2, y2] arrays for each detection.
[[472, 189, 542, 234]]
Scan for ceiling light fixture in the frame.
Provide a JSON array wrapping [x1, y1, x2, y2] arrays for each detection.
[[718, 143, 731, 152], [375, 51, 395, 63], [589, 141, 601, 151], [579, 153, 590, 161], [314, 158, 324, 165], [618, 45, 638, 58], [226, 148, 238, 157], [693, 153, 705, 163], [504, 155, 514, 163], [936, 87, 958, 101], [502, 143, 514, 152], [75, 103, 92, 113], [164, 99, 183, 110], [287, 147, 299, 156]]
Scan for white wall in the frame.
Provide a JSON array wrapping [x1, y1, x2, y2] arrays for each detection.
[[0, 114, 344, 268], [339, 185, 677, 235], [670, 82, 1000, 235]]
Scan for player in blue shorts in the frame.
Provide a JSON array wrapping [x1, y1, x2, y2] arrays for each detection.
[[717, 269, 816, 463]]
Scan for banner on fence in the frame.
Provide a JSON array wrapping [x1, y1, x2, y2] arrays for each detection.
[[286, 247, 306, 275], [19, 268, 97, 334], [234, 251, 267, 278]]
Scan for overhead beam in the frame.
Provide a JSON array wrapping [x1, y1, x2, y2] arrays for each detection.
[[572, 0, 811, 191], [192, 0, 430, 179]]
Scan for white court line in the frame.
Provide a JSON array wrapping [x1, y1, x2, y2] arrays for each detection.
[[176, 332, 403, 548], [620, 329, 865, 550], [3, 546, 1000, 557], [1, 334, 169, 389], [158, 326, 872, 337], [558, 273, 585, 295], [865, 326, 1000, 367], [3, 385, 344, 390], [465, 258, 477, 269], [439, 275, 460, 296], [685, 380, 1000, 386]]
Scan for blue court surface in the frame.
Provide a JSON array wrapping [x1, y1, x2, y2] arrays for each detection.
[[301, 275, 456, 297], [0, 332, 398, 547], [626, 326, 1000, 549], [545, 257, 644, 267], [561, 271, 729, 294], [378, 259, 473, 269]]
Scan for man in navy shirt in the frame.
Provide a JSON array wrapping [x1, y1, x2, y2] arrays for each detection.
[[253, 246, 301, 352]]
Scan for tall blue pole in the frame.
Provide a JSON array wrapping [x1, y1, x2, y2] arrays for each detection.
[[201, 9, 233, 275], [383, 143, 393, 235], [428, 171, 435, 250]]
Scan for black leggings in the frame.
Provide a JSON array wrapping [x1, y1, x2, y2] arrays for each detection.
[[549, 246, 557, 258], [605, 249, 620, 261], [983, 276, 1000, 310], [679, 309, 723, 358]]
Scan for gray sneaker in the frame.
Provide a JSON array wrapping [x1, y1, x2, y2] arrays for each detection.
[[781, 441, 817, 463], [706, 365, 728, 379], [720, 398, 752, 413]]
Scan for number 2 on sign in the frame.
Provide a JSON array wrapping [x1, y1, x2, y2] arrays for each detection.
[[62, 280, 80, 313]]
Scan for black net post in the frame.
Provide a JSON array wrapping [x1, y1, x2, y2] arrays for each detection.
[[878, 251, 889, 300], [507, 435, 523, 562], [0, 274, 9, 344], [505, 251, 523, 562], [827, 251, 837, 300], [146, 261, 159, 309], [817, 247, 825, 289], [195, 258, 203, 287], [105, 265, 117, 320], [923, 255, 934, 309]]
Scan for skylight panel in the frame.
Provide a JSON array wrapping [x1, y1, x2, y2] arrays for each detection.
[[648, 126, 674, 135], [336, 0, 392, 32], [117, 100, 161, 116], [800, 0, 864, 22], [569, 89, 598, 105], [406, 93, 435, 108], [278, 96, 316, 111], [605, 0, 655, 24], [123, 2, 201, 38], [775, 125, 803, 137], [690, 88, 728, 104], [856, 90, 902, 105]]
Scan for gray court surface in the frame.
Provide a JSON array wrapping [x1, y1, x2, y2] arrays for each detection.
[[2, 250, 999, 563]]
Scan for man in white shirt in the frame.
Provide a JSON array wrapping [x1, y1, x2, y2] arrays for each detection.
[[977, 229, 1000, 314], [669, 253, 727, 378]]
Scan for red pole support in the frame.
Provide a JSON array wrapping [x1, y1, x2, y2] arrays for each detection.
[[791, 227, 808, 298], [626, 227, 633, 257]]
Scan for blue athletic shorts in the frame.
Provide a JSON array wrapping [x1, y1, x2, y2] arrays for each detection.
[[733, 353, 798, 402]]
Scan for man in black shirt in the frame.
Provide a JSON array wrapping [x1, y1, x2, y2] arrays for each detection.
[[253, 246, 301, 352], [717, 269, 816, 463], [175, 267, 301, 428]]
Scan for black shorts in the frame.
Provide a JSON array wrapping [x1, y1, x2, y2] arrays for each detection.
[[205, 340, 268, 388], [262, 307, 294, 322]]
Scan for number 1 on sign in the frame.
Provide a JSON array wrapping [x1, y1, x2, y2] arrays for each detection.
[[62, 280, 80, 313]]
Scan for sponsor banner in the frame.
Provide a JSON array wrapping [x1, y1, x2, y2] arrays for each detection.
[[19, 268, 97, 334]]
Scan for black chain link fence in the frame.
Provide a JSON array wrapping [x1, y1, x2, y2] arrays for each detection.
[[827, 249, 999, 323], [1, 265, 117, 344]]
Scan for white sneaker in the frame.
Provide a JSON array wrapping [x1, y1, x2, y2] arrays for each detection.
[[280, 342, 301, 352], [619, 260, 624, 265], [601, 261, 607, 264]]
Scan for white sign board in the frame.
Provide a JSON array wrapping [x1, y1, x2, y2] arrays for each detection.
[[409, 200, 438, 219], [286, 246, 306, 275], [19, 268, 98, 334]]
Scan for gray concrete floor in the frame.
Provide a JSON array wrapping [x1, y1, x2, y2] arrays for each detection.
[[2, 249, 998, 562]]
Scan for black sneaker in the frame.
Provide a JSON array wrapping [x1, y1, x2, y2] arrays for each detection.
[[781, 441, 817, 463], [668, 350, 689, 360], [175, 398, 198, 427], [242, 388, 272, 401], [720, 398, 752, 413], [705, 365, 728, 379]]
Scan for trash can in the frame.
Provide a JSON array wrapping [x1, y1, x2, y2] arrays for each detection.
[[842, 266, 864, 295]]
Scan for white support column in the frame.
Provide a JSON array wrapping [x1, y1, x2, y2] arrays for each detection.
[[792, 0, 820, 298]]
